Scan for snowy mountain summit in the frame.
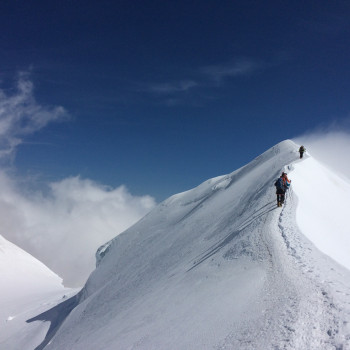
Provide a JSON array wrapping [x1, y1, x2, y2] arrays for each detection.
[[32, 140, 350, 349]]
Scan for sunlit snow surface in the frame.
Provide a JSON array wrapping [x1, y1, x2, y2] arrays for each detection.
[[0, 235, 76, 350], [291, 157, 350, 271], [3, 140, 350, 350]]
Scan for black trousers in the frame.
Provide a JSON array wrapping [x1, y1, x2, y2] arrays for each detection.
[[276, 189, 285, 203], [299, 152, 304, 158]]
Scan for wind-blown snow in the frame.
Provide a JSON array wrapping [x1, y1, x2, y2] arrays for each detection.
[[5, 139, 350, 350]]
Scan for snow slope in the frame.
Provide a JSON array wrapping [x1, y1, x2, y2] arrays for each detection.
[[34, 140, 350, 349], [0, 235, 75, 350], [291, 157, 350, 271]]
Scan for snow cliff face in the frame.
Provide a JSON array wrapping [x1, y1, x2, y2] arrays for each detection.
[[40, 140, 350, 350]]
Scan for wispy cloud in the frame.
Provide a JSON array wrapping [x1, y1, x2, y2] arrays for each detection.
[[200, 59, 260, 83], [148, 80, 198, 94], [0, 72, 68, 160], [141, 58, 261, 105], [0, 73, 157, 287]]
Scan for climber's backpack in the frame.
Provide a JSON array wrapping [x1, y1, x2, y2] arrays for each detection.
[[275, 177, 284, 190]]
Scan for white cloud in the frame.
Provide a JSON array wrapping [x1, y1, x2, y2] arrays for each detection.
[[0, 73, 156, 287], [0, 173, 156, 287], [0, 72, 68, 160], [293, 123, 350, 181]]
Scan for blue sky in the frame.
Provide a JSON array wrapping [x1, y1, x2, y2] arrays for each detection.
[[1, 0, 350, 201]]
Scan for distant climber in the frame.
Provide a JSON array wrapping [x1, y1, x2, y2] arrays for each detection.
[[299, 145, 306, 159], [274, 172, 291, 207]]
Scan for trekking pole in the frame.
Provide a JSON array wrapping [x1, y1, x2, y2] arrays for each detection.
[[285, 185, 291, 205]]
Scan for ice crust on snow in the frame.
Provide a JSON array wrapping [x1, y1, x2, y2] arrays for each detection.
[[4, 139, 350, 350]]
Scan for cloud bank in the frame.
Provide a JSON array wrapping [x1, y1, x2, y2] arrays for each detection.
[[0, 74, 156, 287], [0, 174, 155, 287], [293, 124, 350, 181]]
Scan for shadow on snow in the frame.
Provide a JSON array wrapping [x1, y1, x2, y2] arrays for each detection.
[[187, 201, 276, 272], [26, 291, 82, 350]]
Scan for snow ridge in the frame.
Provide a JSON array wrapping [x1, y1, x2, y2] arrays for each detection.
[[22, 139, 350, 350]]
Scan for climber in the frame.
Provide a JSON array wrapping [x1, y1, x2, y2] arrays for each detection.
[[274, 172, 291, 207], [299, 145, 306, 159]]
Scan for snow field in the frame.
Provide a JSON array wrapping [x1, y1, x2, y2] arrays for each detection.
[[49, 139, 350, 350], [3, 140, 350, 350]]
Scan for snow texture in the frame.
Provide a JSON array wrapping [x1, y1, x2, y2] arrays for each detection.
[[0, 235, 76, 350], [3, 139, 350, 350]]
